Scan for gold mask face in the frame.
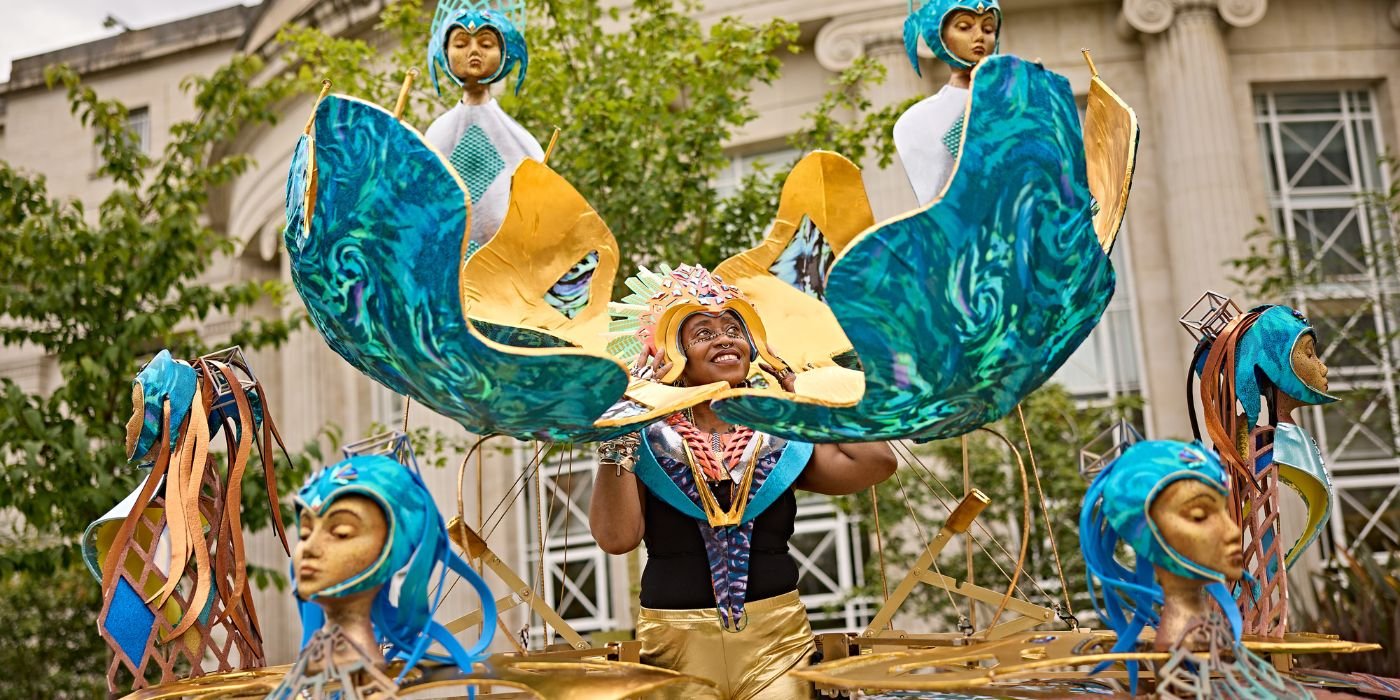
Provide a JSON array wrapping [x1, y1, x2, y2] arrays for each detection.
[[294, 495, 389, 599], [1149, 479, 1244, 582], [1290, 333, 1329, 394], [446, 27, 504, 86]]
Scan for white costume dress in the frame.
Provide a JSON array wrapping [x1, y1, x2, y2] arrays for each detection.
[[426, 98, 545, 252], [892, 85, 969, 207]]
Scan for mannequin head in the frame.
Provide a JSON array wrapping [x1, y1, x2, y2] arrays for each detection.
[[904, 0, 1003, 76], [428, 3, 529, 97], [445, 26, 504, 88], [1081, 440, 1249, 685], [1149, 478, 1244, 584], [291, 454, 495, 676], [940, 9, 1000, 67], [294, 494, 389, 600]]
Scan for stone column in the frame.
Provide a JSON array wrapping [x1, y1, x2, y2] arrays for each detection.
[[815, 10, 932, 220], [1120, 0, 1268, 310]]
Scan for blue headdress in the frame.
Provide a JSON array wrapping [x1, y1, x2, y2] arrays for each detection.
[[1233, 305, 1337, 426], [292, 441, 496, 678], [125, 349, 198, 462], [1080, 440, 1250, 691], [903, 0, 1002, 75], [428, 0, 529, 96]]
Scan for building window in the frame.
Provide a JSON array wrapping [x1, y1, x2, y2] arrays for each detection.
[[793, 494, 877, 630], [1050, 239, 1145, 407], [714, 147, 800, 200], [127, 106, 151, 154], [1254, 88, 1400, 555], [522, 447, 617, 643]]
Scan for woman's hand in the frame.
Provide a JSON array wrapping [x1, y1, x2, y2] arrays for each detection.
[[758, 343, 797, 392], [630, 344, 673, 383]]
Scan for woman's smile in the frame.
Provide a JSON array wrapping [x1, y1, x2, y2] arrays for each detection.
[[711, 349, 742, 365]]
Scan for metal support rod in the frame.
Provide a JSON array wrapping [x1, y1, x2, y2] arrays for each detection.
[[1081, 48, 1099, 78], [303, 79, 332, 135], [392, 68, 419, 120]]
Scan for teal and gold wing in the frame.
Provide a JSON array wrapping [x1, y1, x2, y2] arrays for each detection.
[[714, 56, 1117, 442], [284, 94, 630, 441]]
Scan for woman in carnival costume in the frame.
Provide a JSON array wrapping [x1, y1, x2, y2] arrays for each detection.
[[590, 265, 897, 700], [1191, 303, 1336, 635], [1081, 439, 1309, 697], [270, 452, 496, 696], [894, 0, 1001, 205]]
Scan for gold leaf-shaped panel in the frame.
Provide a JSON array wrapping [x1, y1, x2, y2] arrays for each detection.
[[1084, 74, 1139, 253], [460, 159, 621, 349], [714, 151, 875, 372]]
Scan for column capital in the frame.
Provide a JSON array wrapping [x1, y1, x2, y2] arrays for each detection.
[[1119, 0, 1267, 37], [814, 9, 910, 72]]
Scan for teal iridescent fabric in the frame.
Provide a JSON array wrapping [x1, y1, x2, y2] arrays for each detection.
[[284, 95, 630, 441], [714, 56, 1116, 442]]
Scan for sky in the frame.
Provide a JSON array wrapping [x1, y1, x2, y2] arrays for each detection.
[[0, 0, 256, 82]]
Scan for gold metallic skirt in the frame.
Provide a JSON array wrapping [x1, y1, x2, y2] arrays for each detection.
[[636, 589, 815, 700]]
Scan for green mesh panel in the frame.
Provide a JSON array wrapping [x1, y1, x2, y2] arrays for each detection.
[[450, 125, 505, 205], [943, 114, 965, 158]]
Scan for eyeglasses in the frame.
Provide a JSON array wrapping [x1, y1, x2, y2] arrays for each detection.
[[685, 325, 746, 349]]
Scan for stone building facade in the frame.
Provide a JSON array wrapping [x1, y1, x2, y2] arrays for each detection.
[[3, 0, 1398, 665]]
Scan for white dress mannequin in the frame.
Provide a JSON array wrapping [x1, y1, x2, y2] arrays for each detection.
[[892, 85, 969, 207]]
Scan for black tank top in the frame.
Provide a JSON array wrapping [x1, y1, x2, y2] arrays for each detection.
[[638, 482, 800, 610]]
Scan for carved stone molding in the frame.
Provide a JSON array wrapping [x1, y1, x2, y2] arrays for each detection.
[[1119, 0, 1267, 37], [1121, 0, 1176, 34], [814, 9, 909, 72], [1217, 0, 1268, 27]]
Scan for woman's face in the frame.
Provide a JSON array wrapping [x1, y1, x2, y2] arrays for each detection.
[[1150, 479, 1244, 581], [678, 311, 752, 388], [446, 27, 503, 86], [941, 10, 999, 65], [1291, 333, 1329, 393], [294, 494, 388, 599]]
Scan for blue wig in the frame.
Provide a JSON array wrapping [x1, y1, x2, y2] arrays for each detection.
[[1080, 440, 1250, 691], [903, 0, 1002, 75], [428, 0, 529, 96], [293, 454, 496, 679]]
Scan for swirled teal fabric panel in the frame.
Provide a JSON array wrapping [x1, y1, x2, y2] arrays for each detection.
[[284, 95, 630, 441], [715, 56, 1116, 442]]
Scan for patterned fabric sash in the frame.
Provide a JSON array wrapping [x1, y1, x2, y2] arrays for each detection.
[[650, 429, 783, 630]]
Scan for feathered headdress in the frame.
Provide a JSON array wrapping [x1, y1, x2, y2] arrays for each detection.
[[903, 0, 1002, 74], [607, 264, 785, 385], [427, 0, 530, 96]]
